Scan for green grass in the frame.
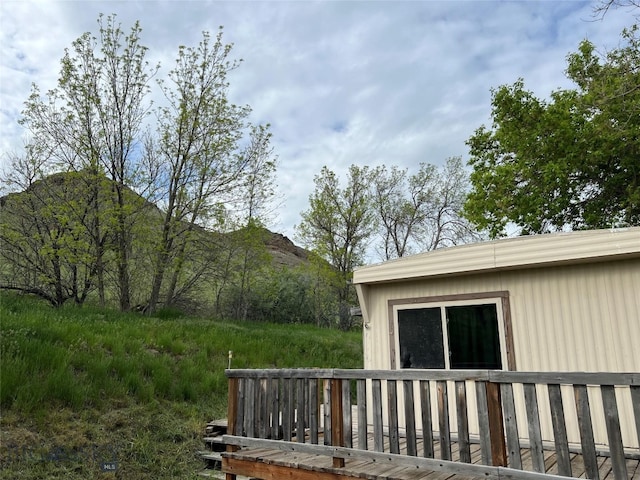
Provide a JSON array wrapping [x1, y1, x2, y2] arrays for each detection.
[[0, 291, 362, 479]]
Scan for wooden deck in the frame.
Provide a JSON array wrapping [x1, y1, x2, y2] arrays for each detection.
[[222, 440, 640, 480], [220, 369, 640, 480]]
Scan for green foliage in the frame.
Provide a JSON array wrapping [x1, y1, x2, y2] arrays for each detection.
[[297, 165, 377, 329], [4, 16, 282, 318], [0, 291, 362, 478], [465, 25, 640, 237], [0, 291, 362, 414]]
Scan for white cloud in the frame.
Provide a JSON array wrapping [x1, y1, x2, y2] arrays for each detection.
[[0, 0, 634, 241]]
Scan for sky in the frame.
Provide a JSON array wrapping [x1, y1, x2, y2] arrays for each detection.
[[0, 0, 634, 246]]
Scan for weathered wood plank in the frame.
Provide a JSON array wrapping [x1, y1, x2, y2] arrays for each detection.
[[455, 380, 471, 464], [600, 385, 627, 480], [225, 368, 640, 386], [341, 379, 352, 448], [486, 381, 507, 467], [330, 378, 345, 468], [296, 378, 306, 443], [222, 435, 581, 480], [372, 378, 384, 452], [269, 377, 280, 440], [323, 379, 331, 445], [489, 371, 640, 386], [237, 378, 247, 437], [357, 379, 368, 451], [573, 384, 599, 480], [502, 382, 522, 470], [419, 379, 434, 459], [245, 378, 256, 438], [227, 377, 239, 436], [309, 378, 319, 444], [282, 378, 293, 442], [475, 380, 492, 466], [258, 378, 268, 438], [436, 380, 451, 461], [548, 384, 571, 477], [403, 380, 418, 457], [388, 379, 400, 454], [631, 386, 640, 453], [523, 383, 545, 473]]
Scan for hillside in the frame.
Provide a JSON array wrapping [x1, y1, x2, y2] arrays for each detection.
[[0, 171, 326, 318], [264, 230, 309, 267], [0, 171, 312, 269], [0, 291, 362, 479]]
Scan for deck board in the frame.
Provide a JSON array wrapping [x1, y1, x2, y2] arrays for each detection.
[[223, 434, 640, 480]]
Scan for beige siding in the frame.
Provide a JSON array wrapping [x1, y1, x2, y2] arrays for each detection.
[[358, 259, 640, 372], [355, 258, 640, 448]]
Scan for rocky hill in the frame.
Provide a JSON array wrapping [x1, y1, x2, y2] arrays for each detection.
[[264, 231, 310, 267]]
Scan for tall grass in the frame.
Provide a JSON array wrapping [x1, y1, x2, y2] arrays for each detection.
[[1, 291, 362, 413], [0, 291, 363, 479]]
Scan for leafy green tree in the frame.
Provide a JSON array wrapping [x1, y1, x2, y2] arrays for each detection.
[[0, 171, 102, 306], [19, 14, 155, 309], [297, 165, 376, 329], [225, 125, 280, 320], [464, 25, 640, 237], [145, 29, 277, 313]]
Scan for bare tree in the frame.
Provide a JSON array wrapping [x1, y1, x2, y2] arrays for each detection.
[[372, 157, 481, 260], [593, 0, 640, 19]]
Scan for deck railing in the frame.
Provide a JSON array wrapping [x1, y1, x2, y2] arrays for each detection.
[[224, 369, 640, 480]]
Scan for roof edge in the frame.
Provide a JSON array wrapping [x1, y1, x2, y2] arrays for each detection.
[[353, 228, 640, 285]]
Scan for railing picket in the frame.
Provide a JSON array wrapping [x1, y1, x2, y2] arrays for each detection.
[[330, 378, 345, 468], [486, 381, 507, 466], [225, 376, 240, 480], [437, 380, 451, 461], [475, 381, 492, 465], [258, 378, 268, 438], [296, 378, 306, 443], [573, 384, 599, 480], [235, 377, 245, 436], [548, 384, 572, 477], [282, 378, 293, 441], [245, 378, 256, 438], [403, 380, 417, 456], [388, 379, 400, 454], [269, 377, 280, 439], [342, 379, 352, 448], [631, 386, 640, 450], [455, 381, 471, 463], [227, 377, 239, 436], [357, 379, 368, 450], [600, 385, 628, 480], [309, 378, 318, 444], [419, 380, 434, 458], [323, 379, 331, 445], [502, 383, 522, 469], [372, 378, 384, 452], [523, 383, 544, 473]]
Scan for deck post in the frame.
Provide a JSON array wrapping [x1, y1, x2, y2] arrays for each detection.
[[330, 378, 345, 468], [226, 376, 239, 480], [486, 381, 507, 467]]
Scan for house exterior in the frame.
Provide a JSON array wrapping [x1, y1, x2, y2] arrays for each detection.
[[352, 228, 640, 449]]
